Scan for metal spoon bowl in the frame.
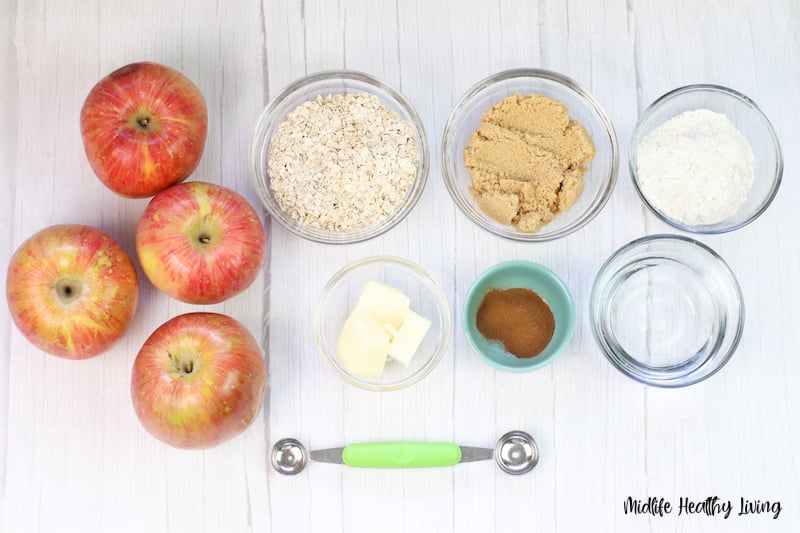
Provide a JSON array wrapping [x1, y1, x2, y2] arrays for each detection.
[[494, 430, 539, 474], [271, 438, 308, 475]]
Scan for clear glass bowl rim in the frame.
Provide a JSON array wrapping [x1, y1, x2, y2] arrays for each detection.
[[589, 233, 745, 387]]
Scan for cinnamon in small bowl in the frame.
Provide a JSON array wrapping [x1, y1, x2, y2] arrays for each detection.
[[463, 261, 575, 372], [476, 287, 555, 358]]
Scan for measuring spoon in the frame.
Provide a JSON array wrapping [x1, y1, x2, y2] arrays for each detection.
[[271, 430, 538, 475]]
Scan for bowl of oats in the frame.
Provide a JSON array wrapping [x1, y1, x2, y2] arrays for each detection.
[[250, 70, 429, 244], [441, 69, 618, 242]]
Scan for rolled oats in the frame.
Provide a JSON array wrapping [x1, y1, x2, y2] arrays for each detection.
[[267, 93, 419, 233]]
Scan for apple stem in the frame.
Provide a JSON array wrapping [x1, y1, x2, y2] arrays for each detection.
[[198, 233, 211, 245], [137, 116, 151, 129], [168, 352, 195, 376]]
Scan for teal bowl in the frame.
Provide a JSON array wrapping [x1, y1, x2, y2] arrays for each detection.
[[463, 261, 576, 372]]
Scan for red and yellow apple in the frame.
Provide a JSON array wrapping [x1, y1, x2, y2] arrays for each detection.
[[135, 181, 267, 304], [6, 224, 139, 359], [131, 312, 266, 449], [80, 61, 208, 198]]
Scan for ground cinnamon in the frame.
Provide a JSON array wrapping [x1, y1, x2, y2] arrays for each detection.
[[476, 288, 555, 358]]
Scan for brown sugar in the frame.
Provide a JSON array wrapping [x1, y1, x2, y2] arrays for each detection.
[[464, 93, 596, 232], [475, 287, 555, 358]]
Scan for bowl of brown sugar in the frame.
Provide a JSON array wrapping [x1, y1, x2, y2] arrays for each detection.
[[442, 69, 618, 242], [463, 260, 576, 372]]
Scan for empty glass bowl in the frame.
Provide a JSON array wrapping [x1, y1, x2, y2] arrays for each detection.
[[590, 235, 744, 387], [629, 84, 783, 233], [250, 70, 429, 244], [441, 69, 619, 242], [313, 256, 451, 391]]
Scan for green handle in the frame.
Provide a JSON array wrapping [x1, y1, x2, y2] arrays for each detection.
[[342, 442, 462, 468]]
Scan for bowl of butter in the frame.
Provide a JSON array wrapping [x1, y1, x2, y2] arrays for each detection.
[[313, 256, 451, 391]]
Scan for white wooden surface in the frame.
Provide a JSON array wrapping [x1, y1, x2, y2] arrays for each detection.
[[1, 1, 798, 531]]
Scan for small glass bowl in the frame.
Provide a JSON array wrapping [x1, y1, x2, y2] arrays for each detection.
[[441, 69, 619, 242], [629, 84, 783, 233], [250, 70, 429, 244], [313, 256, 451, 391], [590, 235, 744, 387], [463, 261, 575, 372]]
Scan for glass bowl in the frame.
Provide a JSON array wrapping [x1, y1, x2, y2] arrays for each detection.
[[313, 256, 451, 391], [441, 69, 619, 242], [590, 235, 744, 387], [629, 84, 783, 233], [463, 261, 575, 372], [250, 70, 429, 244]]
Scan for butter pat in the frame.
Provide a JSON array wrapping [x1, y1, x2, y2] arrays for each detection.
[[336, 279, 431, 378], [351, 280, 410, 329], [388, 310, 431, 365], [336, 315, 390, 378]]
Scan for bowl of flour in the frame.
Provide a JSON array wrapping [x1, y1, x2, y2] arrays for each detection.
[[629, 84, 782, 233]]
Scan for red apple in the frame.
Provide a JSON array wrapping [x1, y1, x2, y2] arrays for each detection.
[[131, 312, 266, 449], [136, 181, 267, 304], [6, 224, 139, 359], [80, 61, 208, 198]]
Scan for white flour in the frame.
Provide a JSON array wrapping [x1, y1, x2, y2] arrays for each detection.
[[636, 109, 754, 226]]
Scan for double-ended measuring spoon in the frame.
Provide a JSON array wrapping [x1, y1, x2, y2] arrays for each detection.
[[271, 430, 538, 476]]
